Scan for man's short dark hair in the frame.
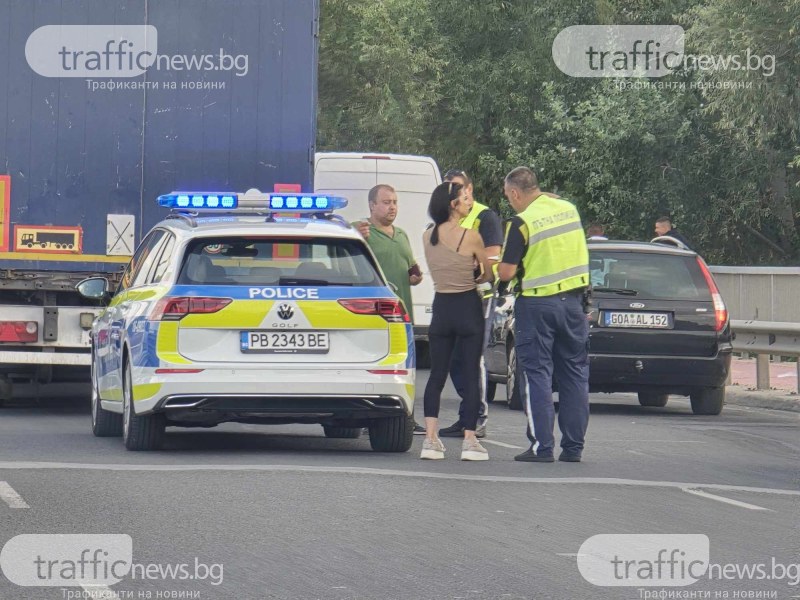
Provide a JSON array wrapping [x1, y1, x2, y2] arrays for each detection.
[[587, 223, 605, 236], [368, 184, 395, 205], [443, 169, 472, 185], [504, 167, 539, 192], [655, 216, 672, 226]]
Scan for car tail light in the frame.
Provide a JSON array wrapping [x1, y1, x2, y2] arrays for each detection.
[[338, 298, 410, 323], [0, 321, 38, 342], [696, 258, 728, 331], [149, 297, 232, 321]]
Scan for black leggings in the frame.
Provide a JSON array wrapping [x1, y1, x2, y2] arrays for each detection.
[[423, 291, 484, 430]]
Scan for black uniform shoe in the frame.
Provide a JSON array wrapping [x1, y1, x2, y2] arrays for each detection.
[[438, 421, 465, 437], [514, 448, 554, 463], [558, 452, 582, 462], [413, 422, 426, 435]]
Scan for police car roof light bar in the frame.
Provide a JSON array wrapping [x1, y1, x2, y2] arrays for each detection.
[[158, 191, 348, 213], [158, 192, 239, 210], [266, 194, 348, 212]]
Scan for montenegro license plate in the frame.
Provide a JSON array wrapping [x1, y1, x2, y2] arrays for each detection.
[[240, 331, 330, 353]]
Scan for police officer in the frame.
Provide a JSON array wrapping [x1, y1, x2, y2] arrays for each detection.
[[497, 167, 590, 463], [437, 169, 504, 440]]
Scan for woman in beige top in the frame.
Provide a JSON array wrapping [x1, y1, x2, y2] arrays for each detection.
[[420, 181, 493, 461]]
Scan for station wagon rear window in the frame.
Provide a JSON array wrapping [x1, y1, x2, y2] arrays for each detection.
[[590, 251, 711, 300]]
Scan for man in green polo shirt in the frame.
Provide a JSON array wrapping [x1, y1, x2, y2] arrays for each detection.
[[356, 183, 425, 433], [356, 184, 422, 321]]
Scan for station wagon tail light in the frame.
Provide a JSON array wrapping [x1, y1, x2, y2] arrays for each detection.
[[696, 258, 728, 331], [149, 297, 232, 321], [338, 299, 410, 323]]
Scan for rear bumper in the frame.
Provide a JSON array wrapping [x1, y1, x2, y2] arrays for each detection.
[[589, 350, 731, 394], [110, 366, 415, 423], [155, 393, 407, 426], [0, 350, 91, 366]]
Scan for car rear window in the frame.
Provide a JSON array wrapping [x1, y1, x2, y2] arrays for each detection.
[[178, 237, 384, 287], [590, 251, 711, 300]]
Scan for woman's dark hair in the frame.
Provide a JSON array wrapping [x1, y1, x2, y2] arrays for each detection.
[[428, 181, 463, 246]]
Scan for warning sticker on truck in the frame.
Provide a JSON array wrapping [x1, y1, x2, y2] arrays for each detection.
[[14, 225, 83, 254]]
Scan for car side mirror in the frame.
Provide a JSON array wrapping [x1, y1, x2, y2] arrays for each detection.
[[76, 277, 111, 301]]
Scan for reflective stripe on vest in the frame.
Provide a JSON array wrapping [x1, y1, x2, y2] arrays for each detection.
[[518, 195, 589, 297], [460, 201, 490, 231]]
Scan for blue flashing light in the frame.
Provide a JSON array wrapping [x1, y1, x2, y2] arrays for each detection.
[[158, 192, 239, 210], [267, 194, 345, 212]]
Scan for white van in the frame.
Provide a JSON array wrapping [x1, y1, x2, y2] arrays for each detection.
[[314, 152, 440, 341]]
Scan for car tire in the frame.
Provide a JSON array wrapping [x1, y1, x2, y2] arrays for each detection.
[[690, 387, 725, 415], [91, 352, 122, 437], [122, 359, 166, 451], [486, 380, 497, 403], [323, 426, 362, 439], [638, 392, 669, 408], [506, 343, 524, 411], [368, 413, 414, 452]]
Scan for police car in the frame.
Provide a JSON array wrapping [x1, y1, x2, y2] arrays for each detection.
[[77, 190, 416, 451]]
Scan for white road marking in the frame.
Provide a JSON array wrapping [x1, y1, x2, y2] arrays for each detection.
[[681, 488, 771, 511], [0, 462, 797, 500], [79, 583, 119, 599], [0, 481, 29, 508], [593, 440, 708, 443], [481, 439, 524, 449]]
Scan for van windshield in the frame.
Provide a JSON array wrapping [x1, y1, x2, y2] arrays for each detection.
[[178, 237, 384, 287]]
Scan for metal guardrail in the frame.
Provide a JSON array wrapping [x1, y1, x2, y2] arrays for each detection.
[[731, 320, 800, 393], [710, 266, 800, 323]]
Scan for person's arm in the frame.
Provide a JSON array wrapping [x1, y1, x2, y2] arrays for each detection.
[[468, 230, 493, 284], [401, 229, 422, 285], [498, 217, 526, 282], [477, 210, 504, 263]]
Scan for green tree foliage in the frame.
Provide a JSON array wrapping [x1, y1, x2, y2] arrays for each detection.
[[317, 0, 444, 153], [317, 0, 799, 263]]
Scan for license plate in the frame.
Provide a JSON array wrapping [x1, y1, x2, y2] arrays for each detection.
[[240, 331, 330, 353], [602, 311, 671, 329]]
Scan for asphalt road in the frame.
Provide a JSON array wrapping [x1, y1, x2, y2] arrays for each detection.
[[0, 375, 797, 600]]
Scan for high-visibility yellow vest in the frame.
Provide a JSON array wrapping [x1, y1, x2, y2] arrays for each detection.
[[460, 201, 491, 231], [518, 195, 589, 297]]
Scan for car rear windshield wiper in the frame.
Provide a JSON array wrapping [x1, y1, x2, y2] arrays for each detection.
[[592, 286, 638, 296], [278, 277, 331, 286]]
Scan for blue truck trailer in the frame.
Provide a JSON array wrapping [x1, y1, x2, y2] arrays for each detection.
[[0, 0, 319, 397]]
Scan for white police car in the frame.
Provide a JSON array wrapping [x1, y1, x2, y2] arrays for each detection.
[[77, 190, 416, 451]]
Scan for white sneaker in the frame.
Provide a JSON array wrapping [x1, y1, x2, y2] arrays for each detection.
[[461, 438, 489, 461], [420, 438, 446, 460]]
